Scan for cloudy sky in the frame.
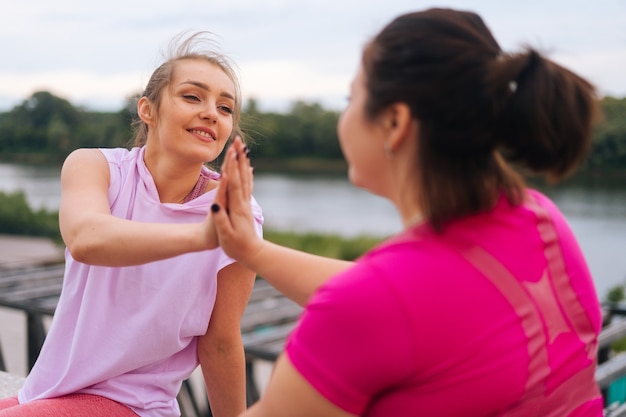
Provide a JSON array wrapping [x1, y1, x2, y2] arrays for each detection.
[[1, 0, 625, 113]]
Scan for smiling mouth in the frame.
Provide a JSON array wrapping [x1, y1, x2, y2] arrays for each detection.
[[188, 129, 215, 140]]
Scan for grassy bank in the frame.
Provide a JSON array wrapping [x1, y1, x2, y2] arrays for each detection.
[[0, 191, 61, 243], [264, 229, 383, 261]]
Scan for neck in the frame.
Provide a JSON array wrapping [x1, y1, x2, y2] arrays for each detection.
[[142, 151, 205, 204], [403, 212, 424, 229]]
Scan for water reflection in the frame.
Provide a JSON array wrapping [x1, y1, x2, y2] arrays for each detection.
[[253, 174, 402, 238], [538, 178, 626, 219], [1, 163, 625, 299], [0, 163, 62, 211]]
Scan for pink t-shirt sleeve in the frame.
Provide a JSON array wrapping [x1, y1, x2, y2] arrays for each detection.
[[285, 262, 416, 415]]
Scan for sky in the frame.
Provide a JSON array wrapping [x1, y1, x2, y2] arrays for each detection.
[[1, 0, 625, 113]]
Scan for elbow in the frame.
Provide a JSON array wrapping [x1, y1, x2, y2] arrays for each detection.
[[65, 240, 91, 264], [60, 215, 104, 264], [198, 333, 244, 363], [64, 232, 102, 264]]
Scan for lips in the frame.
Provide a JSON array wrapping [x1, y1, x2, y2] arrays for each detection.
[[188, 128, 216, 141]]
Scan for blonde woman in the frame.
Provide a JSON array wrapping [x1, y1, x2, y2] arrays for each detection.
[[0, 32, 262, 417]]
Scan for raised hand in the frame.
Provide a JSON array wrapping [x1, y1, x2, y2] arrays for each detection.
[[211, 137, 262, 266]]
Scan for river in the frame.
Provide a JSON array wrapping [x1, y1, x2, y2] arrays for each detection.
[[1, 162, 625, 300]]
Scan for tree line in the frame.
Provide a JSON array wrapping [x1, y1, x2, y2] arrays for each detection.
[[0, 90, 625, 174]]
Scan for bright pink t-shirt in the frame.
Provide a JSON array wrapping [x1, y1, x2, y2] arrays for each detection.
[[19, 147, 264, 417], [286, 190, 603, 416]]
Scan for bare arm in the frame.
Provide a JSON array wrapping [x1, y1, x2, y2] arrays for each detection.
[[59, 148, 216, 266], [231, 240, 352, 307], [240, 354, 357, 417], [212, 140, 353, 306], [198, 261, 256, 417]]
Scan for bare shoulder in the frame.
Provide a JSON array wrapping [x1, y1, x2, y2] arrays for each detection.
[[63, 148, 107, 167], [61, 148, 110, 185]]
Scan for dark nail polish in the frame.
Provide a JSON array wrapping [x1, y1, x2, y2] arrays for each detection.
[[211, 203, 220, 213]]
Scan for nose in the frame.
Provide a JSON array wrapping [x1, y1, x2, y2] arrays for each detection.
[[200, 102, 218, 122]]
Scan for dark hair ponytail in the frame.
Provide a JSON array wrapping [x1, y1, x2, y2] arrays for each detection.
[[362, 8, 600, 232], [488, 48, 600, 181]]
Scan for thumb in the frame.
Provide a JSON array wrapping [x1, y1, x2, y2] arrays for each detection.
[[211, 166, 234, 238], [210, 163, 230, 235], [210, 201, 235, 252]]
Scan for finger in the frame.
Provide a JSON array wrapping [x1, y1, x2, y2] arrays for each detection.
[[248, 167, 254, 196], [214, 164, 228, 209], [234, 139, 252, 201], [242, 160, 253, 201], [215, 147, 240, 222], [225, 140, 245, 210], [211, 198, 233, 241], [226, 148, 256, 232], [204, 207, 219, 249], [215, 145, 237, 210]]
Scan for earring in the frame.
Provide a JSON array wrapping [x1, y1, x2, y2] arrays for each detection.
[[384, 142, 393, 159]]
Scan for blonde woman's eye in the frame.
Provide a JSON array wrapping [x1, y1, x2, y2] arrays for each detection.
[[183, 94, 200, 102], [219, 105, 233, 114]]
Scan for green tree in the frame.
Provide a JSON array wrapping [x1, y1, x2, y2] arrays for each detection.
[[47, 114, 73, 154], [0, 91, 132, 162], [1, 91, 626, 175], [584, 96, 626, 172], [245, 100, 342, 160], [0, 191, 61, 241], [606, 285, 625, 304]]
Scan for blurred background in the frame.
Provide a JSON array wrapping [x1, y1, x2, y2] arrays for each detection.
[[0, 0, 625, 379]]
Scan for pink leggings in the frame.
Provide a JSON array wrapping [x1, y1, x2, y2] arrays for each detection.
[[0, 394, 138, 416]]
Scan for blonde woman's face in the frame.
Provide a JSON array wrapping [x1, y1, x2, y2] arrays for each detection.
[[145, 58, 236, 164]]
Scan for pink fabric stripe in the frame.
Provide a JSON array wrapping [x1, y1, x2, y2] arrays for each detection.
[[524, 195, 598, 358], [499, 364, 600, 417], [182, 169, 211, 203], [463, 245, 600, 414], [461, 195, 600, 415], [463, 245, 549, 400]]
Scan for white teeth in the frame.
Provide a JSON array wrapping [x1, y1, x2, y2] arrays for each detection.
[[190, 129, 213, 139]]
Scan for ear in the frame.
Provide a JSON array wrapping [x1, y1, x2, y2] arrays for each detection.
[[383, 102, 414, 153], [137, 96, 154, 125]]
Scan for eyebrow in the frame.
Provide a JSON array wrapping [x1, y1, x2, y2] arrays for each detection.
[[179, 80, 235, 101]]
